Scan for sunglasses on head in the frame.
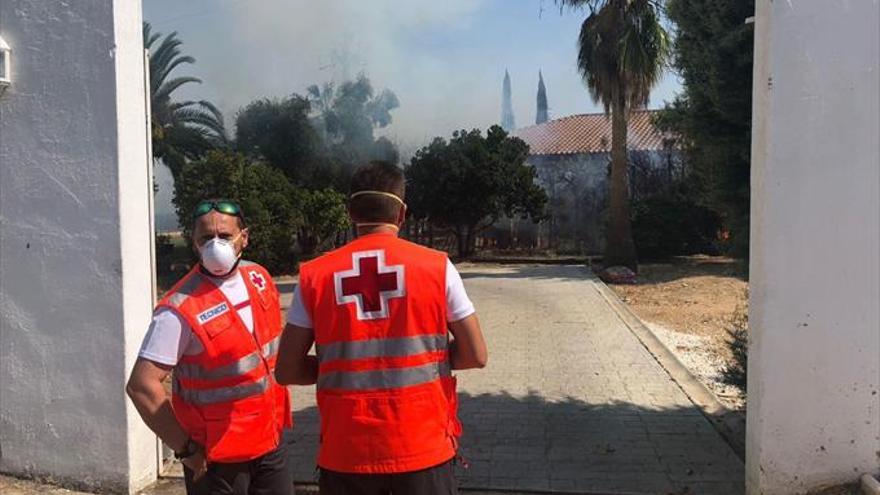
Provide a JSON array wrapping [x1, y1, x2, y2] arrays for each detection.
[[193, 200, 243, 220]]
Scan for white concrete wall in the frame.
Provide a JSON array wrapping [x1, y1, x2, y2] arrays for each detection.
[[0, 1, 156, 493], [747, 1, 880, 493]]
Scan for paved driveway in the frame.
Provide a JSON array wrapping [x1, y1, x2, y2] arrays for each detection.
[[283, 264, 744, 494]]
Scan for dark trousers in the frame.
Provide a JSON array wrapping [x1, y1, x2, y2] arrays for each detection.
[[183, 444, 293, 495], [319, 459, 457, 495]]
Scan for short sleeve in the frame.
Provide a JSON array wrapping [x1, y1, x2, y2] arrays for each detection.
[[137, 308, 193, 366], [286, 285, 314, 328], [446, 259, 476, 322]]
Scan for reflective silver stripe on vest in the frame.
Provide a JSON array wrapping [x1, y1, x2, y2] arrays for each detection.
[[317, 360, 450, 391], [175, 351, 263, 381], [262, 335, 281, 358], [167, 273, 204, 307], [316, 334, 448, 363], [174, 375, 270, 405]]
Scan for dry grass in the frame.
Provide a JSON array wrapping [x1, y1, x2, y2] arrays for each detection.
[[609, 256, 749, 410]]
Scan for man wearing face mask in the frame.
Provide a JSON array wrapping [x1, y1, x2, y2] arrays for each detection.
[[127, 199, 292, 495], [275, 162, 488, 495]]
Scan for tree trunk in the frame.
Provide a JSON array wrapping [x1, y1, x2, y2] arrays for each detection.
[[603, 98, 638, 270], [456, 227, 466, 259], [299, 230, 319, 257], [465, 227, 475, 258]]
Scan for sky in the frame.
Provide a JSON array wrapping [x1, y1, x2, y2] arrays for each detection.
[[144, 0, 682, 145], [143, 0, 683, 225]]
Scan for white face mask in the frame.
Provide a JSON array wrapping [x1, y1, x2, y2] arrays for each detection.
[[199, 235, 241, 276]]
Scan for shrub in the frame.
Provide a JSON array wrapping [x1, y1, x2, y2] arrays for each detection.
[[155, 233, 175, 274], [721, 298, 749, 390], [296, 188, 350, 257], [173, 150, 302, 274], [631, 189, 721, 261]]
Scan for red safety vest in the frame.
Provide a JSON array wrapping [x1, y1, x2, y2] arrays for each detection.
[[157, 261, 292, 463], [298, 232, 462, 474]]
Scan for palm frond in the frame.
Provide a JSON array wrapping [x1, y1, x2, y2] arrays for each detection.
[[154, 55, 196, 90], [143, 22, 161, 50], [143, 22, 225, 176], [154, 76, 202, 103], [174, 109, 226, 137], [619, 0, 669, 107], [573, 0, 669, 113], [151, 36, 185, 74], [556, 0, 605, 14]]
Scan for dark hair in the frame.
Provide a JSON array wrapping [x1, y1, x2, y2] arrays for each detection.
[[349, 161, 406, 223]]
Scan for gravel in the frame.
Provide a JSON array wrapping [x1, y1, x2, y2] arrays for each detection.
[[646, 321, 746, 411]]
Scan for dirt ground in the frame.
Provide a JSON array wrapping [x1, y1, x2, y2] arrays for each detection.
[[608, 255, 749, 410]]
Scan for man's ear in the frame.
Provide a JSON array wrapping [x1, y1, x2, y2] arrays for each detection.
[[397, 204, 408, 227], [240, 228, 249, 250]]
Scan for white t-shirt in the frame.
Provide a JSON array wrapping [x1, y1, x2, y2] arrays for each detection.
[[286, 259, 475, 328], [138, 271, 254, 367]]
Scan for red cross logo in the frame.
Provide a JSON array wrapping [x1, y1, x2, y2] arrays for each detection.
[[249, 271, 267, 291], [334, 250, 405, 320]]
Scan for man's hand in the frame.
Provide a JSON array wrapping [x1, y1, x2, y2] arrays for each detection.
[[181, 450, 207, 481], [448, 314, 488, 370], [275, 323, 318, 385]]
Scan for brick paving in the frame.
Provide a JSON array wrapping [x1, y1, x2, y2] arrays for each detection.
[[283, 264, 744, 494]]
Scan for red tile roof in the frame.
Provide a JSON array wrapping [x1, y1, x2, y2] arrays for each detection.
[[513, 109, 676, 156]]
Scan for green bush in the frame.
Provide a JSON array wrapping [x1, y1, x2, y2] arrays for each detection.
[[155, 233, 175, 274], [173, 150, 302, 274], [296, 187, 350, 257], [631, 190, 721, 261], [722, 299, 749, 390]]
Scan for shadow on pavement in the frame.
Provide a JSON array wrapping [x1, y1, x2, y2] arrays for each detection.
[[286, 390, 744, 495]]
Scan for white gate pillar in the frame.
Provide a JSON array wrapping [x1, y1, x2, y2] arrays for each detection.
[[747, 2, 880, 493], [0, 0, 157, 492]]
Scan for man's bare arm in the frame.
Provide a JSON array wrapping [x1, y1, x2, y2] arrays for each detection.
[[275, 323, 318, 385], [448, 314, 488, 370], [126, 358, 207, 478], [126, 358, 189, 451]]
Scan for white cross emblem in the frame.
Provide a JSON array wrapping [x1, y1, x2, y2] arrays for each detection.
[[333, 250, 406, 320]]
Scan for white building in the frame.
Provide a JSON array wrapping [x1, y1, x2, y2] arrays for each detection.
[[0, 1, 158, 492], [513, 110, 680, 253]]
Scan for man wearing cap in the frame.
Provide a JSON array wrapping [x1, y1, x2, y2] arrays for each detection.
[[275, 162, 488, 494], [127, 199, 293, 495]]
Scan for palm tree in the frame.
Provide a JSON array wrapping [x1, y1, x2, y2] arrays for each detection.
[[143, 22, 226, 183], [558, 0, 669, 270]]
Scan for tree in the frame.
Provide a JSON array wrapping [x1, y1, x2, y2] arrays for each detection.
[[307, 75, 401, 167], [143, 22, 226, 183], [407, 126, 547, 257], [536, 71, 549, 124], [296, 188, 350, 257], [371, 136, 400, 165], [234, 95, 325, 187], [557, 0, 669, 270], [656, 0, 754, 257], [173, 151, 301, 273]]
